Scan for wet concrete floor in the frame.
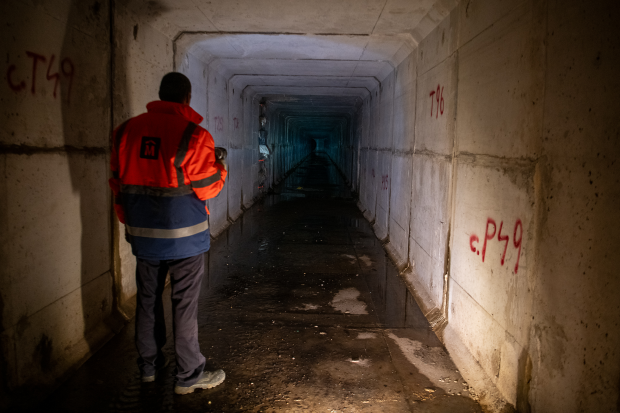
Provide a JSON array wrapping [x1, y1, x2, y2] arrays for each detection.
[[44, 153, 481, 412]]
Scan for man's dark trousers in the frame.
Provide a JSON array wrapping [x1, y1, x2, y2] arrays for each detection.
[[135, 254, 206, 386]]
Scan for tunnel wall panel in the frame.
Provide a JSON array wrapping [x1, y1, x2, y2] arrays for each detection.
[[394, 52, 416, 101], [0, 2, 110, 149], [359, 148, 378, 222], [415, 55, 457, 156], [387, 154, 412, 267], [7, 270, 113, 390], [440, 1, 546, 408], [527, 0, 620, 410], [365, 74, 396, 237], [408, 155, 452, 308], [377, 73, 395, 151], [114, 6, 173, 122], [448, 279, 523, 405], [391, 93, 416, 153], [404, 23, 456, 312], [179, 52, 245, 229], [227, 88, 244, 221], [0, 0, 118, 404], [417, 11, 457, 76], [455, 0, 544, 159], [351, 110, 364, 191], [205, 67, 230, 237], [372, 150, 391, 241], [456, 0, 526, 48], [178, 53, 208, 129], [2, 154, 111, 326], [384, 54, 417, 267], [448, 159, 535, 405], [243, 97, 260, 206], [451, 159, 535, 347], [112, 2, 175, 319]]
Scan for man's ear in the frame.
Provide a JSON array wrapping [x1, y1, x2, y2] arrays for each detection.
[[184, 92, 192, 105]]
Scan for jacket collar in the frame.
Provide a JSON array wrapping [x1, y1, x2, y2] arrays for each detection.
[[146, 101, 204, 124]]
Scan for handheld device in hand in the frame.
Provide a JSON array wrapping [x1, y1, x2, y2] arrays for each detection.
[[214, 147, 227, 160]]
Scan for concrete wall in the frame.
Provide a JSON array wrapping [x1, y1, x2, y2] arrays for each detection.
[[204, 65, 230, 237], [227, 78, 245, 222], [0, 0, 116, 407], [112, 0, 175, 317], [529, 0, 619, 410], [0, 0, 248, 405], [243, 94, 262, 205], [350, 0, 620, 411]]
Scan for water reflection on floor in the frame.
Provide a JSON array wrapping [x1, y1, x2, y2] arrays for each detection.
[[43, 152, 480, 412]]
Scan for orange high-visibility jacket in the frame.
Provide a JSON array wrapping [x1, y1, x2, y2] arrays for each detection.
[[109, 100, 227, 260]]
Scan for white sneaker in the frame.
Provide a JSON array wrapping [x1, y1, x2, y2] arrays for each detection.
[[174, 369, 226, 395]]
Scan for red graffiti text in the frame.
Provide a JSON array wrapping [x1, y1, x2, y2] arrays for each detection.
[[233, 117, 240, 130], [429, 84, 444, 118], [7, 51, 74, 103], [213, 116, 224, 132], [381, 174, 389, 190], [469, 218, 523, 273]]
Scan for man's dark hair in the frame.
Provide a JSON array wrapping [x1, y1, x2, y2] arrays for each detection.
[[159, 72, 191, 103]]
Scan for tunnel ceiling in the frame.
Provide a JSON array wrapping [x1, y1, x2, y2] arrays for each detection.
[[132, 0, 452, 39], [179, 33, 414, 93], [153, 0, 456, 96], [127, 0, 456, 139]]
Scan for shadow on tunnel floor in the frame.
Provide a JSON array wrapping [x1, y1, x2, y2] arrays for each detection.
[[37, 153, 481, 413]]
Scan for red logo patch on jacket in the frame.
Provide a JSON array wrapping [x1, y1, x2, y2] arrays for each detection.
[[140, 136, 161, 159]]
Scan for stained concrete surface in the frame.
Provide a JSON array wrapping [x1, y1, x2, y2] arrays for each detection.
[[41, 153, 480, 413]]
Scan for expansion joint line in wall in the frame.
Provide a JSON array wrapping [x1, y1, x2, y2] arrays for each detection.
[[413, 149, 451, 161], [0, 144, 107, 155], [455, 152, 539, 168], [442, 48, 459, 327], [405, 54, 419, 283]]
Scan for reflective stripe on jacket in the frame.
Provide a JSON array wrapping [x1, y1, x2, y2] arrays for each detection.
[[109, 101, 227, 260]]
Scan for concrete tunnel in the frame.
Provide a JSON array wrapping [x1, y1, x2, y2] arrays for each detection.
[[1, 0, 619, 411]]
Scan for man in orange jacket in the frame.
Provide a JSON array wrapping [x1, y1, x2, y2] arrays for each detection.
[[109, 72, 227, 394]]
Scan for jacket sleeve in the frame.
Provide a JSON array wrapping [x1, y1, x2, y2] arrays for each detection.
[[185, 128, 227, 201], [109, 121, 128, 224]]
